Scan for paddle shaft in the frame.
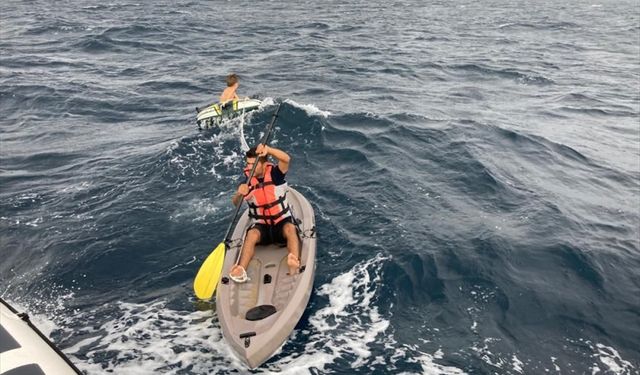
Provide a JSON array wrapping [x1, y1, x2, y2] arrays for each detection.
[[223, 103, 282, 244]]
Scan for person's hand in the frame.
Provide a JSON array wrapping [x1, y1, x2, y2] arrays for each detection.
[[237, 184, 249, 196], [256, 144, 269, 157]]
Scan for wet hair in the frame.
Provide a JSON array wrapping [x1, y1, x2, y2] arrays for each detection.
[[226, 74, 238, 87], [246, 147, 267, 163]]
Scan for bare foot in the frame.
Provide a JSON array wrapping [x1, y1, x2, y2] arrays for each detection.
[[287, 253, 300, 275], [229, 265, 249, 283], [230, 265, 244, 277]]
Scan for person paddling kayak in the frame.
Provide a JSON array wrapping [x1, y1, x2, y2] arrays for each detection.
[[229, 144, 300, 282]]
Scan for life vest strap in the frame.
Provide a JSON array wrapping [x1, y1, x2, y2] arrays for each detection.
[[248, 206, 290, 221], [247, 193, 287, 210]]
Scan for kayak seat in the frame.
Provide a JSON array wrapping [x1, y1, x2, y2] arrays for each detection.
[[245, 304, 277, 321]]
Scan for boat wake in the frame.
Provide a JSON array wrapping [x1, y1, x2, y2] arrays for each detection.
[[273, 253, 466, 374]]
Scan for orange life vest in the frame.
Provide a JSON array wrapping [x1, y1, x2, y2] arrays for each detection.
[[243, 163, 290, 225]]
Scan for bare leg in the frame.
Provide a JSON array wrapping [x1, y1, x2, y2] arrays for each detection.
[[231, 228, 260, 277], [282, 223, 300, 274]]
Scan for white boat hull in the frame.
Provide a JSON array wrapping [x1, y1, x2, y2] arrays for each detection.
[[0, 298, 81, 374]]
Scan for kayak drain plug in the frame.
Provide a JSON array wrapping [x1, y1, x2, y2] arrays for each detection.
[[240, 332, 256, 348]]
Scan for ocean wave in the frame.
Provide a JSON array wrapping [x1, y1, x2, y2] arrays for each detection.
[[163, 133, 243, 184], [21, 19, 95, 36], [296, 22, 331, 30], [497, 21, 580, 30], [290, 254, 465, 374], [284, 99, 331, 118], [71, 35, 123, 53], [556, 105, 637, 117], [447, 63, 555, 85]]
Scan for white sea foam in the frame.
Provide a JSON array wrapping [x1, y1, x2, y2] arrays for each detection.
[[6, 255, 467, 374], [13, 254, 464, 374], [259, 97, 276, 108], [410, 350, 467, 375], [169, 198, 221, 222], [592, 343, 635, 374], [471, 338, 507, 370], [551, 356, 561, 372], [60, 301, 240, 374], [511, 354, 524, 374], [306, 254, 389, 368], [275, 254, 464, 374], [470, 337, 637, 374], [165, 131, 245, 184], [61, 181, 92, 193], [284, 99, 331, 118]]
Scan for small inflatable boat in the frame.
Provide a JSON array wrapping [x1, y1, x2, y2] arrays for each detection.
[[0, 298, 81, 375], [196, 98, 262, 129]]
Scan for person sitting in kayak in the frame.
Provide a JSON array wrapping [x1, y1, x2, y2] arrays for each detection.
[[229, 144, 300, 283], [220, 73, 240, 105]]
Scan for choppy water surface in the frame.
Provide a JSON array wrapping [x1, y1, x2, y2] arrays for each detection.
[[1, 0, 639, 373]]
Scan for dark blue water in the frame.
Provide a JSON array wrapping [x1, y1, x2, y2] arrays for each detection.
[[1, 0, 639, 373]]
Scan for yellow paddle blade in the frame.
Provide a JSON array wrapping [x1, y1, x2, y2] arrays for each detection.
[[193, 242, 226, 300]]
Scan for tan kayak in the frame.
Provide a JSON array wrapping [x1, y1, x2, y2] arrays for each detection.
[[216, 187, 316, 369]]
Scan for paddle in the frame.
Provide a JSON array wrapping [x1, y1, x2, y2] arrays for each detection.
[[193, 103, 283, 300]]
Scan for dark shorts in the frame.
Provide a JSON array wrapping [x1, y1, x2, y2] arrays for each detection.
[[250, 217, 294, 246]]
